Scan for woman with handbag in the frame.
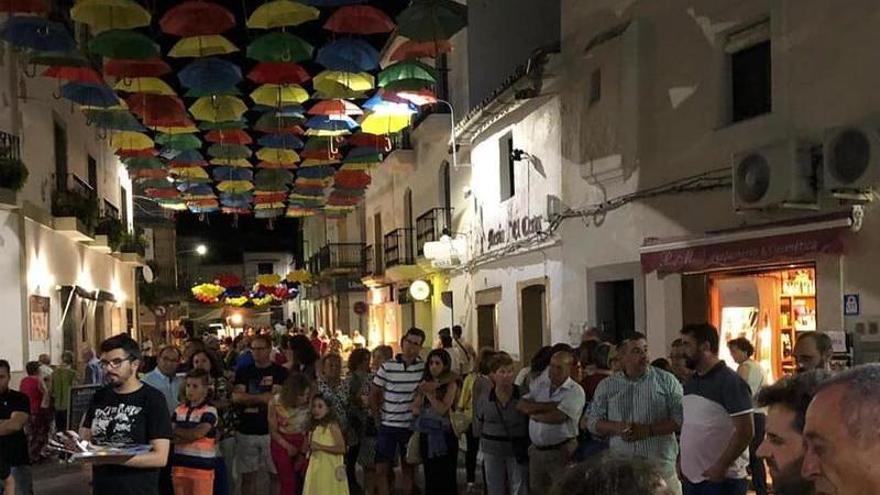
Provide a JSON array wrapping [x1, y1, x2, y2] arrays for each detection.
[[474, 352, 530, 495], [412, 349, 460, 495]]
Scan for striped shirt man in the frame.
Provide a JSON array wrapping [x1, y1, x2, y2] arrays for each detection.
[[373, 354, 425, 428], [587, 366, 683, 465], [171, 401, 218, 471]]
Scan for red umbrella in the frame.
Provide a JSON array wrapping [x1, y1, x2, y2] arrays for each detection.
[[104, 58, 171, 78], [334, 170, 371, 189], [0, 0, 46, 13], [127, 94, 187, 121], [214, 273, 241, 288], [247, 62, 311, 85], [308, 99, 363, 116], [170, 158, 209, 168], [117, 148, 158, 159], [348, 132, 390, 150], [254, 192, 288, 203], [324, 5, 395, 35], [42, 66, 103, 84], [205, 129, 252, 145], [133, 169, 169, 180], [390, 39, 453, 61], [159, 0, 236, 36], [301, 148, 342, 161], [146, 188, 181, 199]]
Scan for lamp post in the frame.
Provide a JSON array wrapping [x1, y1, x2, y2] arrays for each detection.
[[174, 243, 208, 289]]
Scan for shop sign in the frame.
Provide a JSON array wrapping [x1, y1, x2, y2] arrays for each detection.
[[641, 228, 846, 274], [29, 295, 49, 341], [845, 294, 860, 316], [485, 215, 544, 251]]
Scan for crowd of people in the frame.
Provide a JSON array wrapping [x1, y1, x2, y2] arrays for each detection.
[[0, 321, 879, 495]]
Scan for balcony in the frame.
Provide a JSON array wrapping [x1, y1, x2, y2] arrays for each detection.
[[52, 174, 98, 242], [384, 228, 415, 268], [416, 207, 453, 257], [385, 128, 415, 173], [363, 244, 375, 276], [310, 243, 366, 276]]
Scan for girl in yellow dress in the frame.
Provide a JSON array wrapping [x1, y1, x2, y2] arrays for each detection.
[[303, 394, 349, 495]]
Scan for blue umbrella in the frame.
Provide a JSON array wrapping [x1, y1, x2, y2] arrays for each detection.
[[189, 204, 220, 213], [168, 149, 206, 164], [59, 82, 119, 108], [84, 109, 146, 132], [296, 165, 336, 179], [212, 167, 253, 182], [316, 39, 379, 72], [362, 93, 418, 114], [220, 191, 253, 202], [178, 58, 242, 92], [0, 17, 75, 52], [305, 115, 359, 132], [179, 183, 215, 195], [251, 103, 305, 115], [258, 134, 304, 149]]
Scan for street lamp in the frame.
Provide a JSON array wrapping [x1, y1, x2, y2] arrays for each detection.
[[175, 243, 209, 288], [195, 244, 207, 256]]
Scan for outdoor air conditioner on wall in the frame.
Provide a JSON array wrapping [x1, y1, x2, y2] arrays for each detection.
[[732, 141, 813, 210], [823, 123, 880, 194]]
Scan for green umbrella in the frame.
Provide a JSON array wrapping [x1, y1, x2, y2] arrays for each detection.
[[156, 133, 202, 151], [28, 50, 89, 67], [208, 144, 252, 159], [255, 169, 294, 188], [378, 60, 438, 91], [184, 86, 242, 98], [199, 120, 248, 131], [89, 29, 159, 60], [84, 109, 145, 131], [254, 113, 304, 133], [124, 157, 165, 170], [396, 0, 467, 42], [246, 32, 314, 63]]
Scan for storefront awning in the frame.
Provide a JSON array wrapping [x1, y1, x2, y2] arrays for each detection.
[[640, 210, 860, 275]]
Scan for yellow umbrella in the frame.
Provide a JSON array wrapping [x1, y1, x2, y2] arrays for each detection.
[[217, 181, 254, 193], [301, 158, 339, 167], [287, 270, 311, 283], [168, 35, 238, 58], [159, 202, 188, 211], [70, 0, 151, 33], [151, 124, 200, 134], [247, 0, 320, 29], [361, 112, 412, 135], [257, 148, 300, 165], [305, 128, 351, 138], [170, 167, 209, 180], [190, 96, 247, 123], [114, 77, 176, 95], [211, 158, 252, 167], [250, 84, 309, 107], [313, 71, 374, 95], [339, 162, 372, 171], [110, 131, 153, 150]]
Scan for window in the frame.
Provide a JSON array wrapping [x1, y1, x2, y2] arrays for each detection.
[[728, 21, 771, 122], [589, 68, 602, 105], [87, 155, 98, 196], [53, 121, 67, 191], [257, 262, 274, 275], [119, 185, 129, 231], [499, 131, 515, 201]]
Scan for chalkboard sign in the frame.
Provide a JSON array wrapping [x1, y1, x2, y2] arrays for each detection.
[[67, 384, 102, 432]]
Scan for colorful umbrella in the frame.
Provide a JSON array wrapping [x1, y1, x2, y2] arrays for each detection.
[[315, 38, 379, 72], [255, 169, 294, 187], [156, 133, 202, 151], [308, 99, 363, 116], [152, 123, 200, 134], [84, 109, 145, 131], [28, 50, 88, 67], [70, 0, 151, 33], [324, 5, 395, 34], [110, 131, 154, 150], [254, 114, 305, 134], [396, 0, 468, 42], [117, 147, 157, 159], [42, 66, 103, 84], [59, 82, 119, 107], [313, 71, 374, 95], [247, 0, 320, 29], [169, 35, 238, 58], [114, 77, 176, 95], [213, 167, 253, 181], [348, 132, 391, 150], [127, 93, 187, 123], [190, 95, 248, 123], [170, 166, 210, 180], [199, 120, 248, 131], [257, 148, 299, 165], [390, 39, 453, 61], [334, 169, 371, 188], [89, 29, 159, 59], [159, 1, 236, 37], [169, 149, 206, 165], [345, 146, 384, 164], [211, 158, 252, 167], [0, 0, 47, 14], [104, 58, 171, 78], [184, 86, 241, 98], [378, 60, 438, 91], [178, 58, 242, 92], [205, 129, 252, 145], [124, 157, 164, 169], [247, 32, 313, 63], [360, 113, 412, 135], [250, 84, 309, 107], [388, 88, 439, 106], [362, 93, 418, 114], [305, 115, 359, 133], [216, 181, 254, 193], [0, 17, 75, 52], [258, 134, 304, 149], [296, 165, 336, 179], [208, 144, 252, 159], [247, 62, 310, 85]]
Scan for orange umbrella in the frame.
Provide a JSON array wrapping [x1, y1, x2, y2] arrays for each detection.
[[390, 39, 453, 61], [205, 129, 252, 145]]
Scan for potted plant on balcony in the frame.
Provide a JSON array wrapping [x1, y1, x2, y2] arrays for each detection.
[[119, 232, 146, 255], [95, 216, 125, 251], [51, 188, 99, 236], [0, 156, 28, 208]]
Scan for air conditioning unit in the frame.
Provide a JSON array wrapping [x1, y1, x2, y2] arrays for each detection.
[[732, 141, 813, 210], [823, 124, 880, 193]]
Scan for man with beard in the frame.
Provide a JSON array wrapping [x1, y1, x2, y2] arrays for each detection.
[[80, 334, 172, 495], [802, 364, 880, 495], [679, 323, 754, 495], [754, 370, 831, 495], [793, 333, 833, 374]]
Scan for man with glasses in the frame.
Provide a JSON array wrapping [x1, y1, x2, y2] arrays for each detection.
[[371, 327, 426, 495], [142, 346, 183, 416], [80, 334, 173, 495], [232, 334, 288, 495]]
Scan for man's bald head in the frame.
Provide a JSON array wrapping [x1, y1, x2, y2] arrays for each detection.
[[549, 350, 574, 387]]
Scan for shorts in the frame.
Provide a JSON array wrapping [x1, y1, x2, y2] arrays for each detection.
[[374, 425, 413, 464], [235, 434, 276, 475]]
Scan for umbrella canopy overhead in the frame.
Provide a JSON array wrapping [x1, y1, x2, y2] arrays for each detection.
[[396, 0, 467, 41], [308, 99, 363, 116], [114, 77, 176, 96], [316, 38, 380, 72], [390, 39, 453, 61], [324, 5, 395, 34], [250, 84, 310, 107], [103, 58, 171, 78], [313, 70, 374, 95], [190, 95, 248, 122], [84, 109, 145, 131], [89, 29, 160, 59], [247, 32, 314, 63], [60, 82, 119, 107], [42, 66, 104, 84], [248, 0, 321, 29], [0, 0, 47, 14], [247, 62, 311, 85], [70, 0, 151, 33], [160, 1, 236, 37], [178, 58, 243, 92], [0, 17, 75, 52], [28, 50, 89, 68], [378, 60, 438, 91], [169, 35, 238, 58]]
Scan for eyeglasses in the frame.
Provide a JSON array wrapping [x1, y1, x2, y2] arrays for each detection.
[[403, 338, 422, 347], [100, 356, 133, 369]]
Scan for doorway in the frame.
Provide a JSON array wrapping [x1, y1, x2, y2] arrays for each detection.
[[477, 304, 496, 350], [520, 283, 547, 364], [595, 279, 635, 344]]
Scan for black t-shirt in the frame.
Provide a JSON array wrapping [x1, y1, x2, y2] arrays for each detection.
[[0, 389, 29, 467], [83, 384, 173, 495], [0, 452, 8, 481], [234, 363, 288, 435]]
